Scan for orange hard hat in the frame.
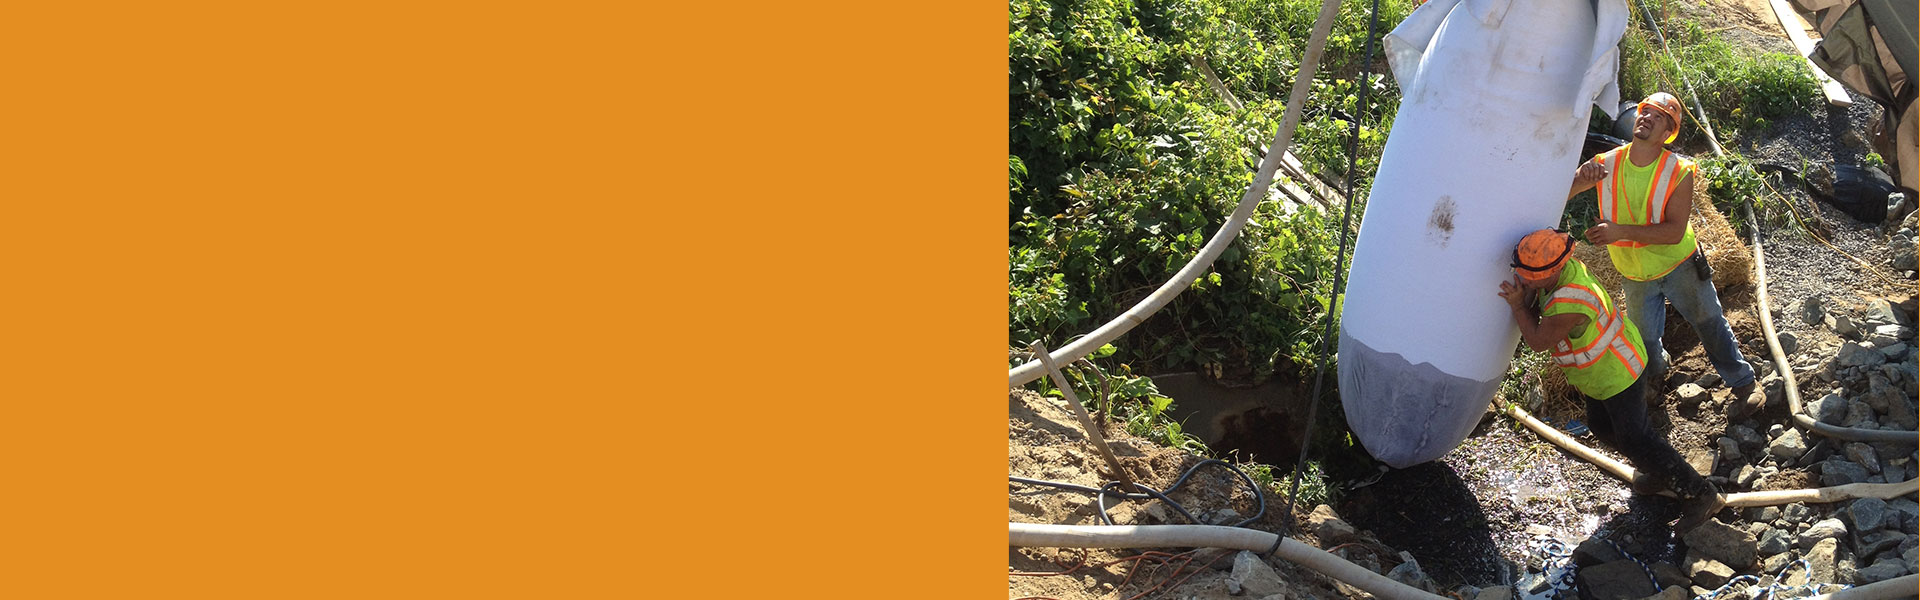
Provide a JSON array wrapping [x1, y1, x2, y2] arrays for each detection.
[[1637, 92, 1685, 144], [1512, 229, 1575, 283]]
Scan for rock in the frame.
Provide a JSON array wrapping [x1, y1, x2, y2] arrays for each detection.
[[1651, 562, 1690, 588], [1684, 519, 1758, 568], [1802, 518, 1851, 550], [1831, 314, 1864, 340], [1686, 449, 1717, 477], [1867, 374, 1901, 413], [1890, 500, 1920, 526], [1823, 459, 1870, 486], [1779, 331, 1801, 355], [1858, 530, 1905, 559], [1229, 551, 1286, 597], [1896, 236, 1920, 271], [1475, 585, 1512, 600], [1308, 505, 1359, 546], [1846, 443, 1884, 474], [1718, 437, 1744, 463], [1636, 587, 1689, 600], [1579, 560, 1659, 600], [1867, 299, 1903, 326], [1685, 553, 1736, 588], [1785, 503, 1815, 524], [1885, 395, 1919, 429], [1209, 508, 1243, 525], [1757, 527, 1793, 555], [1810, 393, 1850, 425], [1696, 372, 1722, 388], [1771, 429, 1809, 460], [1574, 538, 1625, 567], [1804, 297, 1828, 325], [1735, 464, 1760, 487], [1676, 383, 1708, 405], [1906, 546, 1918, 572], [1849, 498, 1891, 535], [1805, 538, 1839, 584], [1731, 424, 1766, 450], [1764, 552, 1793, 574], [1837, 552, 1859, 585], [1387, 551, 1437, 593], [1840, 341, 1886, 366], [1854, 558, 1908, 584], [1845, 398, 1880, 428], [1799, 439, 1838, 467]]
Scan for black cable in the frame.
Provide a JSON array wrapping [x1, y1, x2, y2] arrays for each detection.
[[1274, 0, 1383, 557], [1009, 458, 1266, 527]]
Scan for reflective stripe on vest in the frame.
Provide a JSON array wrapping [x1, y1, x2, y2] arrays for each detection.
[[1594, 147, 1683, 250], [1546, 283, 1641, 376]]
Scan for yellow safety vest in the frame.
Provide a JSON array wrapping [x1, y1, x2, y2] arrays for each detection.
[[1540, 260, 1646, 399], [1594, 146, 1699, 281]]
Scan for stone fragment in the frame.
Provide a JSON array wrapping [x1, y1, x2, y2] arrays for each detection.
[[1809, 393, 1849, 425], [1578, 560, 1659, 600], [1838, 341, 1885, 367], [1683, 519, 1757, 568], [1784, 503, 1814, 524], [1308, 505, 1359, 546], [1229, 551, 1286, 597], [1853, 558, 1908, 584], [1475, 585, 1512, 600], [1830, 314, 1863, 339], [1857, 530, 1904, 560], [1770, 429, 1808, 460], [1748, 506, 1781, 524], [1757, 528, 1792, 555], [1573, 538, 1624, 567], [1804, 538, 1839, 584], [1763, 552, 1792, 574], [1801, 518, 1850, 550], [1386, 551, 1437, 593], [1844, 398, 1879, 428], [1822, 459, 1870, 486], [1685, 554, 1735, 589], [1849, 497, 1890, 535], [1804, 297, 1828, 325], [1676, 383, 1707, 405]]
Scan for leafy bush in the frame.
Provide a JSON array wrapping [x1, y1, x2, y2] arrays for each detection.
[[1008, 0, 1411, 382], [1618, 9, 1819, 147]]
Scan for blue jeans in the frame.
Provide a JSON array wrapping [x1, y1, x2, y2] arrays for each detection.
[[1622, 263, 1755, 389]]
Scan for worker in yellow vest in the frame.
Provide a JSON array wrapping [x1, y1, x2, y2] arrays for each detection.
[[1499, 229, 1722, 532], [1567, 92, 1765, 419]]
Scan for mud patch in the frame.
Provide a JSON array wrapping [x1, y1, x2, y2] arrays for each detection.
[[1428, 195, 1459, 247]]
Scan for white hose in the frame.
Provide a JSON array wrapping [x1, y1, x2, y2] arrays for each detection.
[[1009, 0, 1346, 388], [1009, 522, 1447, 600], [1803, 574, 1919, 600]]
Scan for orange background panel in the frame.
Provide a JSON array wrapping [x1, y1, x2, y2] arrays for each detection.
[[3, 2, 1003, 597]]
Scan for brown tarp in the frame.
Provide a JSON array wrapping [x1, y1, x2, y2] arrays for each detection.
[[1791, 0, 1919, 196]]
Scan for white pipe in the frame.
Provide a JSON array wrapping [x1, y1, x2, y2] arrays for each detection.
[[1008, 0, 1346, 389], [1802, 574, 1919, 600], [1009, 522, 1448, 600], [1505, 403, 1918, 507]]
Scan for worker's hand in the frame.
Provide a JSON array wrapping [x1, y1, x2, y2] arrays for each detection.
[[1573, 160, 1608, 187], [1497, 275, 1526, 312], [1585, 221, 1621, 245]]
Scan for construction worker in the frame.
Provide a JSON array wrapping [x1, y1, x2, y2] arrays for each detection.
[[1568, 92, 1765, 418], [1499, 229, 1722, 532]]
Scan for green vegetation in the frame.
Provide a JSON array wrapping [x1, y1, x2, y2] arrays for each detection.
[[1009, 0, 1413, 383], [1617, 3, 1820, 148]]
